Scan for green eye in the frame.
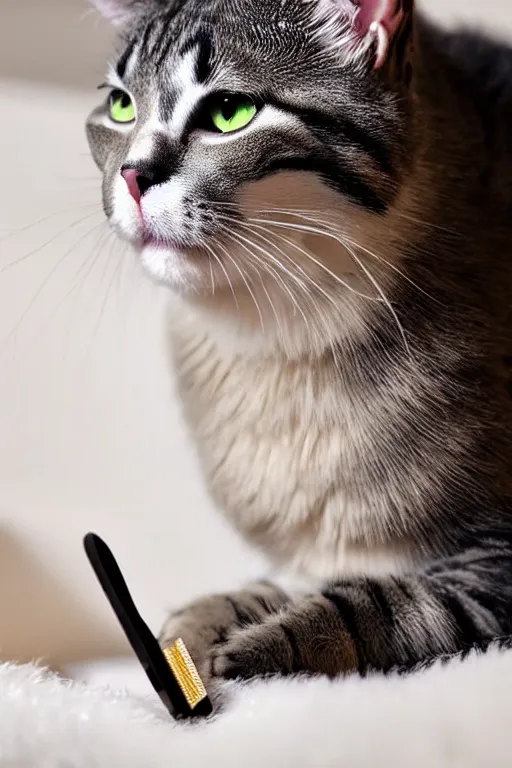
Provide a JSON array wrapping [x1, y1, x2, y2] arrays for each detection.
[[210, 94, 257, 134], [109, 90, 135, 123]]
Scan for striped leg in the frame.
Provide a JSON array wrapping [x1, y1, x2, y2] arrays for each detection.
[[211, 546, 512, 680]]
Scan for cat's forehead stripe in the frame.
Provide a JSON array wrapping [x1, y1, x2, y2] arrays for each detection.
[[158, 46, 207, 131], [116, 37, 137, 79], [139, 14, 163, 62], [178, 31, 214, 84], [119, 18, 215, 130]]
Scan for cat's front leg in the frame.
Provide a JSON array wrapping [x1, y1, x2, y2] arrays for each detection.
[[158, 581, 290, 685], [211, 593, 359, 679], [212, 546, 512, 681]]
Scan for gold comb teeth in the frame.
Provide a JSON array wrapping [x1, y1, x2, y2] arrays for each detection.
[[162, 638, 208, 711]]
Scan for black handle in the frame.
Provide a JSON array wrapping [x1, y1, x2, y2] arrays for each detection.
[[83, 532, 212, 719]]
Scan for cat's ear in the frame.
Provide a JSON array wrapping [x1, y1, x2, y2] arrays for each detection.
[[89, 0, 144, 27], [316, 0, 413, 71], [354, 0, 413, 69]]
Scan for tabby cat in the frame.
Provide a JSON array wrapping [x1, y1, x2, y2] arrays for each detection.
[[87, 0, 512, 692]]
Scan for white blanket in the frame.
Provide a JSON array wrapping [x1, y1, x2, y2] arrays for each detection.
[[1, 648, 512, 767]]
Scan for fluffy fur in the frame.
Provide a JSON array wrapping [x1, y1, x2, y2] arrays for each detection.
[[86, 0, 512, 695], [3, 649, 512, 767]]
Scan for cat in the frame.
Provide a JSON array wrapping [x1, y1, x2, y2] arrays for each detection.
[[87, 0, 512, 691]]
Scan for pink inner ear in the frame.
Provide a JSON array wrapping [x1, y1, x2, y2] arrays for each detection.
[[353, 0, 406, 68]]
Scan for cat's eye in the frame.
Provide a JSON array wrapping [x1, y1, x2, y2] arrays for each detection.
[[109, 89, 135, 124], [209, 93, 257, 134]]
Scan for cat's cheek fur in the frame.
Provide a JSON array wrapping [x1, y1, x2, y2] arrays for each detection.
[[237, 173, 358, 278], [86, 118, 117, 172]]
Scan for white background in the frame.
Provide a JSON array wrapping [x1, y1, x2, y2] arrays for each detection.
[[1, 0, 511, 668]]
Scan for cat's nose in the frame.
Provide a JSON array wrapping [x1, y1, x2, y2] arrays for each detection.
[[120, 166, 157, 205]]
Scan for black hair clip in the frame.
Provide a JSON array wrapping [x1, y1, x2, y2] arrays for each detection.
[[83, 533, 213, 720]]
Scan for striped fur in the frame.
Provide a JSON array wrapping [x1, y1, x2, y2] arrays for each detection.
[[87, 0, 512, 691], [210, 546, 512, 680]]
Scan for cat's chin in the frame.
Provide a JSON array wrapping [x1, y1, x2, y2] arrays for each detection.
[[138, 242, 207, 294]]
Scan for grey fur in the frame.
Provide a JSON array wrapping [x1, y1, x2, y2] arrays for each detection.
[[87, 0, 512, 693]]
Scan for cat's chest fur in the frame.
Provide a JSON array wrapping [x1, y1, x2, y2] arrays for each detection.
[[172, 311, 414, 581]]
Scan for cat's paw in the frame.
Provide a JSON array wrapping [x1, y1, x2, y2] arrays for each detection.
[[211, 594, 360, 681], [211, 617, 295, 681], [159, 582, 290, 685]]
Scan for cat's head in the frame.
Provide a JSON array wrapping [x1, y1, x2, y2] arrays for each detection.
[[86, 0, 415, 351]]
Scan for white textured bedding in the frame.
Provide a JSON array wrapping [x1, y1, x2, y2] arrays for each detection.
[[1, 648, 512, 767]]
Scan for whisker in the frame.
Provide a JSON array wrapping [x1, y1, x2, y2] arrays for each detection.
[[64, 229, 114, 352], [233, 224, 346, 344], [242, 223, 331, 290], [223, 233, 285, 343], [208, 252, 216, 296], [221, 223, 311, 321], [0, 210, 102, 274], [240, 217, 382, 304], [219, 212, 332, 309], [342, 235, 439, 304], [0, 203, 100, 244], [112, 237, 126, 311], [204, 242, 239, 308], [340, 239, 411, 357], [221, 216, 311, 291], [225, 225, 362, 355], [92, 243, 124, 342], [30, 229, 114, 351], [250, 207, 436, 303], [395, 210, 458, 236], [222, 226, 310, 329], [214, 239, 265, 331], [2, 219, 108, 346], [246, 214, 411, 356], [245, 216, 383, 303]]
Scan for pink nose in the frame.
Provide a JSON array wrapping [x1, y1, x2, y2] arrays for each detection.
[[121, 168, 143, 205]]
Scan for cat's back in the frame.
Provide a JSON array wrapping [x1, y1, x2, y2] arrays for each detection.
[[422, 20, 512, 168], [417, 18, 512, 274], [425, 20, 512, 105]]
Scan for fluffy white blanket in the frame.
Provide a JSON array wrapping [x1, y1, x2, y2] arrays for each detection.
[[1, 649, 512, 767]]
